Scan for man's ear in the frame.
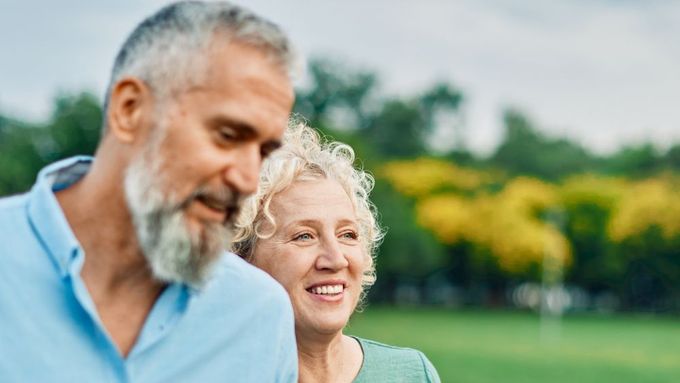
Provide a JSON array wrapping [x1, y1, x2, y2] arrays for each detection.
[[106, 77, 152, 144]]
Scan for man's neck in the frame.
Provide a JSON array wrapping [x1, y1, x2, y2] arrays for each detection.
[[56, 164, 151, 284], [55, 159, 165, 357]]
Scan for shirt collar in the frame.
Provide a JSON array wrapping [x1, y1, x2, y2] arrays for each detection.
[[26, 156, 93, 277]]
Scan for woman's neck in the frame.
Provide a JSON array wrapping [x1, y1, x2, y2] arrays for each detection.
[[297, 332, 363, 383]]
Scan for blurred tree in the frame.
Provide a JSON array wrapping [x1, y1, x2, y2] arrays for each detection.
[[601, 143, 661, 177], [0, 92, 102, 196], [615, 230, 680, 311], [410, 176, 571, 279], [491, 109, 595, 180], [419, 82, 465, 153], [381, 157, 495, 199], [364, 82, 466, 159], [0, 117, 44, 195], [294, 57, 377, 130], [46, 92, 102, 161], [295, 58, 467, 161], [559, 175, 626, 292], [368, 181, 446, 302], [606, 177, 680, 311], [365, 99, 426, 159], [664, 144, 680, 171]]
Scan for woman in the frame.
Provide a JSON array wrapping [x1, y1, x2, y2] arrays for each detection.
[[232, 120, 440, 382]]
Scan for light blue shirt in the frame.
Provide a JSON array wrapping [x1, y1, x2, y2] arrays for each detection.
[[0, 157, 298, 382]]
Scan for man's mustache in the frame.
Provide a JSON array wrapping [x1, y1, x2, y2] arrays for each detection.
[[178, 185, 244, 224]]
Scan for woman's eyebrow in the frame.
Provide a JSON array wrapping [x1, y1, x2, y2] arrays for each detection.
[[336, 218, 358, 227], [283, 218, 358, 230], [283, 219, 320, 229]]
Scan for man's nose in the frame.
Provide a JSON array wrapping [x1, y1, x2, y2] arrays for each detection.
[[224, 144, 261, 196]]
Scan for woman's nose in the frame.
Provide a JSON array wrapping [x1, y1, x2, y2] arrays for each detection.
[[316, 238, 349, 271]]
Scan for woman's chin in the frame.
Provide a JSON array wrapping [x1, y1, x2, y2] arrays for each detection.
[[297, 312, 351, 336]]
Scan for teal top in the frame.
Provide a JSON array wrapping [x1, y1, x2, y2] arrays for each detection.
[[352, 337, 441, 383]]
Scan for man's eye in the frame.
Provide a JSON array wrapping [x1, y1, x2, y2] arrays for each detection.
[[219, 127, 239, 141]]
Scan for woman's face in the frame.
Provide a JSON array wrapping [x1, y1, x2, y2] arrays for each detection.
[[251, 178, 366, 336]]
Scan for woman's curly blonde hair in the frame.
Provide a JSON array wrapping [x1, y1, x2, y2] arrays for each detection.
[[231, 118, 384, 294]]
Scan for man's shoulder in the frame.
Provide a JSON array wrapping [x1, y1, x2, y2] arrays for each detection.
[[0, 193, 30, 229], [0, 193, 29, 212], [215, 251, 283, 286], [206, 252, 290, 304], [180, 252, 294, 341]]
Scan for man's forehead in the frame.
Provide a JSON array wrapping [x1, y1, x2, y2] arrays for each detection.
[[164, 40, 289, 99], [205, 40, 289, 77]]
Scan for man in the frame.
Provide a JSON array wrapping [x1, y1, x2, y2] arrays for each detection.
[[0, 2, 297, 382]]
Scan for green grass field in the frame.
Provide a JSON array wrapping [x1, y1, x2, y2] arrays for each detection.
[[347, 307, 680, 383]]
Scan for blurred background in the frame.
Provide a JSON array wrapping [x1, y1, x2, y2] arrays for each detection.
[[1, 1, 679, 382]]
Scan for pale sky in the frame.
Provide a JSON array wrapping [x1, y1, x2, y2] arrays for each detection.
[[1, 0, 678, 155]]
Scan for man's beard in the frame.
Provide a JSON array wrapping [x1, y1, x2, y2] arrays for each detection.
[[123, 139, 239, 288]]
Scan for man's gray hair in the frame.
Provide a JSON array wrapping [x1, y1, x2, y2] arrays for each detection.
[[103, 0, 295, 132]]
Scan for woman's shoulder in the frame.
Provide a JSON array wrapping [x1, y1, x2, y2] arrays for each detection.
[[355, 337, 425, 360], [352, 337, 441, 383]]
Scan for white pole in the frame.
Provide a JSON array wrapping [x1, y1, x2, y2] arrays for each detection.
[[540, 207, 566, 344]]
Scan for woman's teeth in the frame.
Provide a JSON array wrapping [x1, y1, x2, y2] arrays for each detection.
[[309, 284, 344, 295]]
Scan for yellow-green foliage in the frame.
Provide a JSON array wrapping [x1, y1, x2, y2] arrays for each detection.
[[559, 174, 626, 238], [560, 174, 625, 210], [381, 158, 491, 197], [381, 159, 680, 277], [415, 178, 571, 274], [416, 194, 473, 245], [608, 177, 680, 242]]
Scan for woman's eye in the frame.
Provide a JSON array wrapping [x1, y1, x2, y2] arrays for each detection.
[[294, 233, 313, 241], [340, 231, 358, 240]]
